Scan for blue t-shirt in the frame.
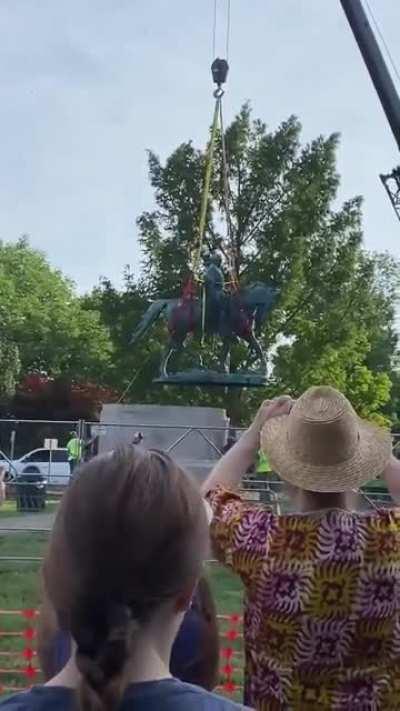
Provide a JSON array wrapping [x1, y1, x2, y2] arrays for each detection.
[[0, 679, 249, 710], [47, 604, 206, 680]]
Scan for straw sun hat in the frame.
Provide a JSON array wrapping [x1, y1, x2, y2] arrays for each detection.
[[260, 386, 392, 493]]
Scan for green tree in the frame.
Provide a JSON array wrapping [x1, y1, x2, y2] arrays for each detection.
[[95, 105, 399, 422], [0, 237, 113, 384], [272, 251, 398, 417], [82, 271, 155, 398], [82, 270, 222, 406], [0, 338, 20, 401]]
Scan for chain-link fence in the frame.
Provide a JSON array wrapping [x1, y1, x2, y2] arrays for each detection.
[[0, 418, 399, 699], [0, 418, 84, 486], [1, 417, 399, 506]]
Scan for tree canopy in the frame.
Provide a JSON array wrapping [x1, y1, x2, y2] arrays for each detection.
[[0, 238, 113, 399], [89, 104, 399, 423], [2, 105, 398, 425]]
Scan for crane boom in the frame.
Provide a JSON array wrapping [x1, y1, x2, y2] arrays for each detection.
[[340, 0, 400, 222]]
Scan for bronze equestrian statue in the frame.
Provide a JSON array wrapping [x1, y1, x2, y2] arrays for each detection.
[[130, 254, 279, 382]]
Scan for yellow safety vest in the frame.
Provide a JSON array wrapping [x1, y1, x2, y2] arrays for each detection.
[[256, 450, 271, 474]]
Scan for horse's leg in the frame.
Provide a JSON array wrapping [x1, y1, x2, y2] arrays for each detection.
[[160, 343, 174, 377], [160, 335, 185, 377], [254, 304, 264, 338], [220, 337, 233, 373], [198, 349, 205, 369], [247, 333, 267, 371], [191, 331, 205, 369]]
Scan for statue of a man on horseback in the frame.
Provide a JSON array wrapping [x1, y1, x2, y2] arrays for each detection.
[[130, 250, 280, 386], [129, 53, 281, 386]]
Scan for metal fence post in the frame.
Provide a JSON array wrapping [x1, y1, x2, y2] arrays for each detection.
[[77, 419, 85, 464]]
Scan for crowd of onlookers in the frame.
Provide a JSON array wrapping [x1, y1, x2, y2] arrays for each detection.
[[2, 385, 400, 710]]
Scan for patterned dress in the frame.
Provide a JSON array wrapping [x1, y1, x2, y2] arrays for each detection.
[[207, 486, 400, 711]]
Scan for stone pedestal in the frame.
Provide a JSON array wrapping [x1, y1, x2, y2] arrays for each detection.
[[98, 404, 229, 484]]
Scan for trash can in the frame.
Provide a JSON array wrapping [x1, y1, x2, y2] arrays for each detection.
[[16, 471, 47, 512]]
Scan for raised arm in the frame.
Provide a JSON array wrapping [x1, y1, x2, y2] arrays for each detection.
[[201, 396, 293, 496]]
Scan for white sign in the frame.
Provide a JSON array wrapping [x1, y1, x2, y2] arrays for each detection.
[[91, 426, 107, 437], [44, 438, 58, 450]]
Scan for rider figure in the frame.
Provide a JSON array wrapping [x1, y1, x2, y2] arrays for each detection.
[[204, 253, 227, 332]]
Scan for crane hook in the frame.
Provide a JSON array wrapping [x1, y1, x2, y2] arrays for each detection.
[[211, 58, 229, 87]]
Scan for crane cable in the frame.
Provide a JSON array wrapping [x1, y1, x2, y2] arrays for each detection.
[[191, 0, 232, 279], [214, 0, 238, 290], [192, 95, 221, 279], [212, 0, 217, 60], [219, 99, 239, 290], [212, 0, 231, 61], [363, 0, 400, 86], [195, 84, 225, 342], [188, 1, 232, 341], [191, 87, 237, 290]]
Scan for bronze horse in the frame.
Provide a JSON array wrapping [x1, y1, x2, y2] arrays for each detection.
[[130, 281, 279, 377]]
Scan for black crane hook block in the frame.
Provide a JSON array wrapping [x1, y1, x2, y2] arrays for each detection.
[[211, 58, 229, 87]]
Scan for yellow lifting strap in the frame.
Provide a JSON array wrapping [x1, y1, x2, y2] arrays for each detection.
[[191, 94, 221, 279], [193, 58, 230, 342], [191, 57, 229, 279]]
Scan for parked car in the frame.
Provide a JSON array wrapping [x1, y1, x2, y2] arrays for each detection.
[[0, 448, 70, 486]]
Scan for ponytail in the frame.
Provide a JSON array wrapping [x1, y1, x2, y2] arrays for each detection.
[[43, 448, 208, 711], [72, 601, 136, 711]]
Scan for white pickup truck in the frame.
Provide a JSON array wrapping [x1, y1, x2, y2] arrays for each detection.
[[0, 447, 71, 486]]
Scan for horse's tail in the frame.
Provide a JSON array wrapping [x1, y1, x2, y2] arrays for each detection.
[[130, 300, 169, 345]]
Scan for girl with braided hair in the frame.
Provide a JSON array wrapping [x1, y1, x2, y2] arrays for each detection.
[[36, 576, 220, 691], [1, 448, 248, 710]]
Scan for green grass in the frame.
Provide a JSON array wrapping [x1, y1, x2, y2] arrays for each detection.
[[0, 532, 244, 698], [2, 482, 390, 698], [207, 563, 244, 698], [207, 563, 243, 614], [0, 534, 47, 621], [0, 500, 22, 518], [0, 534, 48, 694]]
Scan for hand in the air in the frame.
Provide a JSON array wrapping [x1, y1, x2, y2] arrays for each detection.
[[246, 396, 294, 448]]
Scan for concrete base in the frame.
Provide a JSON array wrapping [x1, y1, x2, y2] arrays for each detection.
[[154, 369, 267, 387], [99, 404, 229, 484]]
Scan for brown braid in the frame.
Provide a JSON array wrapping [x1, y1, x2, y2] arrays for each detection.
[[73, 602, 138, 711], [42, 447, 208, 711]]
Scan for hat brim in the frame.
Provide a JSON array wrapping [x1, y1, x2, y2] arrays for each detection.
[[260, 415, 392, 493]]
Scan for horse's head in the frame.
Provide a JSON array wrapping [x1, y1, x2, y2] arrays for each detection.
[[269, 285, 280, 304], [241, 283, 280, 336], [245, 282, 280, 306]]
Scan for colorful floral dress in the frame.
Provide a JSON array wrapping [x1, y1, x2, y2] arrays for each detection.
[[207, 486, 400, 710]]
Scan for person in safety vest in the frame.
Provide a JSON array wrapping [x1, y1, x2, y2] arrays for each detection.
[[66, 431, 83, 474], [256, 449, 271, 475]]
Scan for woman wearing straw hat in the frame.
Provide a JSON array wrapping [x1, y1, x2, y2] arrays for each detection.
[[202, 386, 400, 710]]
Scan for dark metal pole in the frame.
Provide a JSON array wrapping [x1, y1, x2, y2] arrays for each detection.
[[340, 0, 400, 152]]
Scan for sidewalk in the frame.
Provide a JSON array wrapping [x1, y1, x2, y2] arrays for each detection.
[[0, 510, 55, 532]]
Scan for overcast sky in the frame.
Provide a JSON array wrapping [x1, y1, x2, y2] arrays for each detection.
[[0, 0, 399, 293]]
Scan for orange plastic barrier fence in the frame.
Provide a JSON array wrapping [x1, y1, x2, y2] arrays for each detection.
[[0, 609, 243, 696], [216, 613, 243, 694], [0, 609, 39, 695]]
